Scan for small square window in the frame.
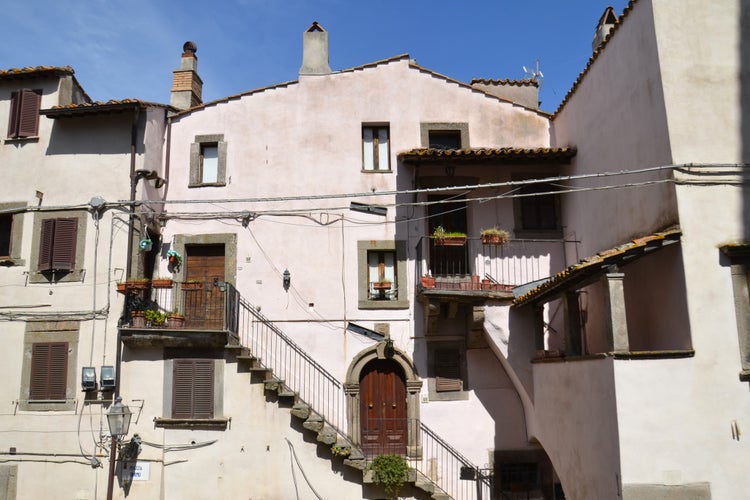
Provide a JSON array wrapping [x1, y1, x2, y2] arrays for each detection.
[[362, 125, 390, 171], [428, 130, 462, 150]]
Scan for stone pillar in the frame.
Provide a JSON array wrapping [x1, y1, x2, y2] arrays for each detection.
[[564, 291, 583, 355], [604, 271, 629, 353]]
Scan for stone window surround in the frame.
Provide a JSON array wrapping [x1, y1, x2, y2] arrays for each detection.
[[28, 210, 87, 283], [189, 134, 227, 187], [171, 233, 237, 286], [720, 245, 750, 381], [357, 240, 409, 310], [425, 337, 469, 401], [420, 122, 470, 149], [160, 356, 225, 422], [344, 341, 423, 458], [0, 202, 26, 266], [19, 321, 79, 411], [361, 123, 391, 172]]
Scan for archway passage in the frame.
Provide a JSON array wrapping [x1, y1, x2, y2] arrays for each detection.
[[359, 359, 407, 457]]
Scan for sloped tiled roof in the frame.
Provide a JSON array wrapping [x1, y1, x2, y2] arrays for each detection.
[[398, 147, 576, 164], [553, 0, 638, 117], [41, 99, 172, 117], [514, 226, 681, 306], [470, 78, 539, 88], [0, 66, 75, 79]]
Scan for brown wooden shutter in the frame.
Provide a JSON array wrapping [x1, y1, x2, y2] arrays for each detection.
[[38, 218, 55, 272], [434, 348, 463, 392], [7, 91, 20, 138], [30, 342, 68, 400], [52, 218, 77, 270], [18, 89, 42, 138], [173, 359, 214, 419]]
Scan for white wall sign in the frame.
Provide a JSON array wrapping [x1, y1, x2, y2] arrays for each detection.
[[121, 461, 150, 481]]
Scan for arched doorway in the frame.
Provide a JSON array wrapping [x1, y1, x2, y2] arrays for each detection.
[[344, 340, 422, 458], [360, 358, 407, 457]]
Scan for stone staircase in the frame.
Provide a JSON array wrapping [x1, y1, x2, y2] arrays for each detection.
[[231, 346, 453, 500]]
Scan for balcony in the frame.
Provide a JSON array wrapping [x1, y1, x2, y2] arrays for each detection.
[[415, 236, 565, 297], [119, 279, 240, 348]]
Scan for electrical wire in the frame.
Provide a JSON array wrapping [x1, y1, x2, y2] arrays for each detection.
[[285, 438, 325, 500]]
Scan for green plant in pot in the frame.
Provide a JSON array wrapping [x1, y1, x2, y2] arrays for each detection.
[[480, 227, 510, 245], [144, 309, 167, 327], [367, 454, 410, 499]]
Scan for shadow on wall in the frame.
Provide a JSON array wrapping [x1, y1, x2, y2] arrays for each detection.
[[743, 2, 750, 240]]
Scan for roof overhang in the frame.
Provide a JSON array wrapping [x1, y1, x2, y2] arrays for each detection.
[[41, 100, 171, 118], [398, 147, 576, 165], [514, 227, 682, 307]]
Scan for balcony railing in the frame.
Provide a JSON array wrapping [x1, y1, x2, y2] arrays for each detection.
[[416, 236, 566, 292], [122, 280, 239, 338]]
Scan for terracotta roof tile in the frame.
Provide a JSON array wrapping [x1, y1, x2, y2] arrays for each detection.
[[41, 99, 171, 117], [470, 78, 539, 88], [514, 225, 681, 306], [398, 146, 576, 164], [0, 66, 75, 79]]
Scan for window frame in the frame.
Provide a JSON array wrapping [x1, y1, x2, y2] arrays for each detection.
[[420, 122, 469, 149], [29, 211, 86, 283], [0, 202, 25, 265], [357, 240, 409, 309], [512, 176, 563, 238], [161, 354, 224, 423], [189, 134, 227, 187], [172, 358, 215, 419], [362, 124, 391, 172], [19, 321, 79, 411], [7, 88, 42, 139], [426, 340, 469, 401]]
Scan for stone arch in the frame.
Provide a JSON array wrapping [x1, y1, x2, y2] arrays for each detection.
[[344, 340, 423, 457]]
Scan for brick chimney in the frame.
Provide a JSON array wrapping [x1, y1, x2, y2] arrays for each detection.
[[170, 41, 203, 110], [592, 6, 618, 52], [299, 22, 331, 76]]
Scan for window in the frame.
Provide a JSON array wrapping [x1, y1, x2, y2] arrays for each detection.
[[420, 122, 469, 149], [19, 321, 79, 411], [428, 130, 462, 150], [200, 144, 219, 183], [189, 134, 227, 187], [368, 250, 396, 300], [7, 88, 41, 138], [513, 178, 562, 237], [38, 218, 77, 272], [720, 245, 750, 381], [0, 203, 25, 265], [0, 214, 12, 258], [362, 125, 390, 171], [358, 240, 408, 309], [29, 342, 68, 400], [426, 341, 467, 400], [172, 359, 214, 419]]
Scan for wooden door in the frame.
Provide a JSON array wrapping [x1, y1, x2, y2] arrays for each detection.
[[360, 359, 407, 457], [184, 244, 225, 329]]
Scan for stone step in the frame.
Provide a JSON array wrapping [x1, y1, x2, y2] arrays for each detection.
[[290, 403, 311, 420], [316, 425, 338, 445]]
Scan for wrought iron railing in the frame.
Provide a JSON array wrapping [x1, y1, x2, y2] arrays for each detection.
[[123, 280, 239, 336], [415, 236, 566, 291], [236, 297, 491, 499]]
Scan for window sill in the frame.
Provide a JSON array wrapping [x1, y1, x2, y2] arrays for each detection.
[[0, 257, 25, 267], [360, 169, 392, 173], [28, 269, 85, 284], [4, 136, 40, 144], [154, 417, 229, 430], [188, 182, 226, 188], [358, 299, 409, 310]]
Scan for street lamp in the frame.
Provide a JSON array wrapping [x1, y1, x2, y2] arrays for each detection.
[[106, 396, 132, 500]]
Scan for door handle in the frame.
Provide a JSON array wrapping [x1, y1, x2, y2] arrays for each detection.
[[368, 403, 373, 408]]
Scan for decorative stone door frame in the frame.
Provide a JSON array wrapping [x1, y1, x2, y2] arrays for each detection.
[[344, 340, 423, 458]]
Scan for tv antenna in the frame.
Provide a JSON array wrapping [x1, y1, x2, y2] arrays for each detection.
[[522, 59, 544, 88]]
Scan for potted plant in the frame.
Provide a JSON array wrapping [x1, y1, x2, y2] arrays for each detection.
[[480, 227, 510, 245], [167, 249, 182, 270], [144, 309, 167, 327], [125, 277, 150, 291], [151, 276, 174, 288], [116, 281, 127, 295], [433, 225, 467, 246], [373, 280, 392, 290], [420, 274, 435, 288], [366, 454, 411, 499], [167, 309, 185, 328], [130, 300, 147, 328], [181, 279, 203, 291]]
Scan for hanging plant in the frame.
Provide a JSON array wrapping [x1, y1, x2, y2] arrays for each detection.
[[167, 249, 182, 271], [367, 454, 410, 499]]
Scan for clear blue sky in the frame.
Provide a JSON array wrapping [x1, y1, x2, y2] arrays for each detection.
[[4, 0, 630, 113]]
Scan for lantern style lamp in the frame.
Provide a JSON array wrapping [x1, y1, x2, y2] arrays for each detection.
[[106, 396, 132, 500]]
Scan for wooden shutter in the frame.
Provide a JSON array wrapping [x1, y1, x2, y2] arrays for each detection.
[[173, 359, 214, 419], [38, 219, 55, 271], [38, 218, 77, 272], [434, 348, 463, 392], [52, 218, 77, 270], [29, 342, 68, 400], [18, 89, 41, 138], [7, 91, 20, 138]]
